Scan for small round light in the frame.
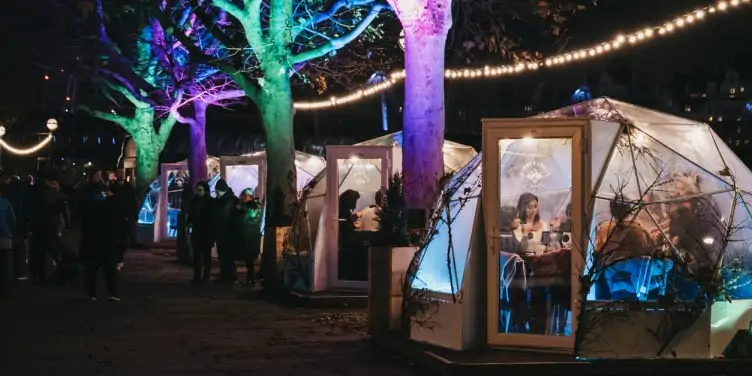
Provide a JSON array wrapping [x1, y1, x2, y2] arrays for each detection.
[[0, 126, 6, 137], [46, 118, 59, 131]]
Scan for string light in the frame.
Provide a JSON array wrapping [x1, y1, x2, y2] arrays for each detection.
[[293, 0, 750, 110], [0, 134, 53, 156]]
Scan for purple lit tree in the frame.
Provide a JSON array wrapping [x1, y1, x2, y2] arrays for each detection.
[[168, 84, 244, 187], [159, 0, 389, 225], [80, 39, 177, 193], [75, 0, 182, 194], [149, 11, 246, 186], [389, 0, 593, 210]]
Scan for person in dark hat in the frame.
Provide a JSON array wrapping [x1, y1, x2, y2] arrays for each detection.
[[212, 179, 238, 285]]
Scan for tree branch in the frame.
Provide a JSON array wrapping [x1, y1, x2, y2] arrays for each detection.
[[211, 0, 244, 20], [97, 79, 150, 109], [78, 104, 131, 129], [293, 0, 377, 39], [289, 3, 386, 65], [168, 90, 197, 126], [156, 3, 262, 105], [94, 0, 162, 106]]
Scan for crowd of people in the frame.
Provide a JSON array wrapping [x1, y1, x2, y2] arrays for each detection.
[[0, 167, 137, 301], [185, 179, 263, 286]]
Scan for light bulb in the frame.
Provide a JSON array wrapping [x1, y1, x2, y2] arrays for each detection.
[[46, 118, 58, 131]]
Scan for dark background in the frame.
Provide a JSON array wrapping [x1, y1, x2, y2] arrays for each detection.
[[1, 0, 751, 171]]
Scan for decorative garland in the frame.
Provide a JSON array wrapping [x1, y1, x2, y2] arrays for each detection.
[[293, 0, 750, 110]]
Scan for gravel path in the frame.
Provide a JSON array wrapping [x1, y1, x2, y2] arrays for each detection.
[[0, 250, 425, 376]]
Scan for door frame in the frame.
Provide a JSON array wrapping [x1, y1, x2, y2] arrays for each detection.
[[157, 162, 188, 243], [325, 145, 392, 290], [219, 155, 267, 201], [482, 118, 592, 351]]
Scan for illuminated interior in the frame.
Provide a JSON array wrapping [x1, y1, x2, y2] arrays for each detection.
[[412, 98, 752, 314], [291, 132, 477, 292], [336, 157, 383, 282], [137, 152, 325, 241]]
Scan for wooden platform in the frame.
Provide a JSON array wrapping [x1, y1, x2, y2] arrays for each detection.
[[370, 333, 752, 376], [285, 289, 368, 309]]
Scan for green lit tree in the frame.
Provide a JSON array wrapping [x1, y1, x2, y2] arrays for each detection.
[[159, 0, 388, 225], [77, 0, 179, 194]]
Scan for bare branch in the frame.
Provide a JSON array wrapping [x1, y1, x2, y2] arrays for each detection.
[[78, 104, 130, 129], [289, 3, 386, 65], [97, 78, 150, 109]]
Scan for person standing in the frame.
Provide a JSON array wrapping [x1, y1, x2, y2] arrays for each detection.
[[0, 173, 29, 281], [212, 179, 238, 285], [29, 173, 65, 285], [0, 184, 17, 299], [236, 188, 262, 286], [111, 170, 137, 269], [186, 181, 214, 283], [80, 169, 119, 301]]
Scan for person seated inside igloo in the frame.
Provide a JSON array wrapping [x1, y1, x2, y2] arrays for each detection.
[[498, 206, 530, 334], [594, 195, 673, 301], [663, 172, 725, 274], [338, 189, 369, 281], [514, 193, 548, 254]]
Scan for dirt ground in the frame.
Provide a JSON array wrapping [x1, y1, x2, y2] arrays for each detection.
[[0, 250, 427, 376]]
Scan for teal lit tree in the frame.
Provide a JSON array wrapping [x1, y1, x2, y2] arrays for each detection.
[[159, 0, 388, 225], [78, 0, 179, 194]]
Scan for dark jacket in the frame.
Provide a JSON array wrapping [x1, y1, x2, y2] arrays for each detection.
[[0, 197, 17, 241], [1, 181, 28, 239], [187, 195, 214, 248], [80, 182, 117, 262], [31, 184, 65, 237], [235, 198, 262, 260], [213, 190, 238, 247]]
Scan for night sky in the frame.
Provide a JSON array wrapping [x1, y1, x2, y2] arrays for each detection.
[[0, 0, 750, 143]]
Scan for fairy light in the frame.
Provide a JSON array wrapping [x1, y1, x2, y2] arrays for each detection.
[[293, 0, 751, 110], [0, 134, 53, 156]]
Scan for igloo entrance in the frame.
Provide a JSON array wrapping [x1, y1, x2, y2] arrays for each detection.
[[409, 98, 752, 358], [136, 152, 325, 244], [285, 132, 477, 293]]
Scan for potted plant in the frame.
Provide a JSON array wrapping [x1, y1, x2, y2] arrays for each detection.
[[368, 173, 420, 335]]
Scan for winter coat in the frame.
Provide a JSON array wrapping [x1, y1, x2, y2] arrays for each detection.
[[234, 199, 262, 261], [31, 184, 66, 237], [1, 182, 28, 239], [213, 190, 238, 247], [187, 196, 214, 249], [0, 197, 17, 243], [79, 182, 117, 263]]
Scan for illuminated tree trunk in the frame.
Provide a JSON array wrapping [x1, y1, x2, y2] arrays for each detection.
[[389, 0, 452, 210], [259, 68, 297, 226], [134, 139, 160, 196], [188, 100, 209, 188]]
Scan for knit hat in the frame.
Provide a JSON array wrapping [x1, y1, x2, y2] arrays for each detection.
[[241, 187, 255, 197], [215, 179, 229, 192]]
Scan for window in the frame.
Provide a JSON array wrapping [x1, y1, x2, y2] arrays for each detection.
[[737, 126, 742, 134], [718, 116, 724, 122], [685, 105, 692, 113], [742, 86, 746, 93], [496, 137, 573, 335], [731, 88, 737, 94], [524, 105, 533, 112]]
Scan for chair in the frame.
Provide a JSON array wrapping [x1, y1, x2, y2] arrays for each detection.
[[499, 252, 526, 333]]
